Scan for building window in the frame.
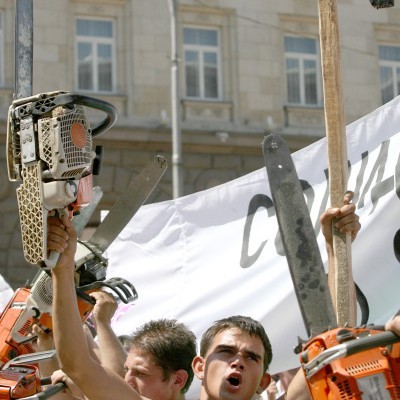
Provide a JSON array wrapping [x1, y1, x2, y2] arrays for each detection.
[[285, 36, 321, 106], [75, 18, 115, 93], [379, 45, 400, 104], [183, 27, 221, 100]]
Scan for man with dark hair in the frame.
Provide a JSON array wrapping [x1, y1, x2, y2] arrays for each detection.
[[192, 315, 273, 400], [90, 291, 197, 399], [125, 318, 197, 400]]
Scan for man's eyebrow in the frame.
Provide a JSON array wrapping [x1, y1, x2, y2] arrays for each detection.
[[214, 344, 235, 351], [244, 350, 263, 361], [213, 344, 263, 361]]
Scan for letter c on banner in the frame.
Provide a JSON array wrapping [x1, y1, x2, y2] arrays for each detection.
[[240, 194, 274, 268], [394, 230, 400, 264]]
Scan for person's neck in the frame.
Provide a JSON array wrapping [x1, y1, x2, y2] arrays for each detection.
[[176, 392, 186, 400]]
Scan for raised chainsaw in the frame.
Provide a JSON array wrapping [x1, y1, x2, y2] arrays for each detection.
[[7, 0, 117, 270], [263, 133, 400, 399]]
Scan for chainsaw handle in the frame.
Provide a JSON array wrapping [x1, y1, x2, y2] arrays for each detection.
[[28, 92, 117, 137], [303, 330, 400, 378], [345, 330, 400, 357], [22, 382, 66, 400], [42, 208, 70, 269], [43, 251, 59, 269]]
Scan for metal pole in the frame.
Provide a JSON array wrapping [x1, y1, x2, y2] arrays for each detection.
[[15, 0, 33, 99], [166, 0, 183, 198]]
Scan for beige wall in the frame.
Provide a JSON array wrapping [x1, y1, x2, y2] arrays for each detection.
[[0, 0, 398, 287]]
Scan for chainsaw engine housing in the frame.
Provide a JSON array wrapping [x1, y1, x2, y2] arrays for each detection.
[[301, 327, 400, 399], [6, 91, 116, 268]]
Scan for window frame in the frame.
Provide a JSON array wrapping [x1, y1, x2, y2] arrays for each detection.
[[379, 44, 400, 105], [284, 35, 322, 107], [75, 16, 117, 93], [183, 25, 223, 101]]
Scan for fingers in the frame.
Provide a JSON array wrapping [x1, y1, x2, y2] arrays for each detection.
[[343, 190, 354, 204], [333, 199, 361, 241], [47, 217, 69, 253], [320, 206, 341, 226], [51, 369, 66, 385], [320, 190, 361, 244], [32, 323, 55, 351], [90, 290, 115, 303], [60, 214, 77, 241], [90, 291, 118, 323], [385, 316, 400, 336]]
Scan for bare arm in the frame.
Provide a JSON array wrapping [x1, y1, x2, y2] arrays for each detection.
[[49, 216, 142, 400], [31, 324, 60, 379], [90, 291, 127, 377], [31, 324, 79, 400], [286, 369, 311, 400]]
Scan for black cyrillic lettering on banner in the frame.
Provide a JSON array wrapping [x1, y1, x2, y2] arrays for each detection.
[[394, 230, 400, 263], [358, 140, 390, 213], [240, 194, 274, 268], [353, 151, 369, 204]]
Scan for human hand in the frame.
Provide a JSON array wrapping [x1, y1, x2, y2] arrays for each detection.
[[90, 291, 118, 326], [51, 369, 85, 399], [320, 191, 361, 246], [385, 315, 400, 336], [47, 215, 77, 270], [266, 378, 278, 400], [31, 324, 54, 351]]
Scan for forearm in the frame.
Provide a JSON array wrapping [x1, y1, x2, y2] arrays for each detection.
[[96, 323, 127, 377], [52, 264, 91, 381], [49, 217, 142, 400], [286, 369, 311, 400]]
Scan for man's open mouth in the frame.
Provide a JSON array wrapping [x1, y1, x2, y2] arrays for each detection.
[[227, 374, 241, 387]]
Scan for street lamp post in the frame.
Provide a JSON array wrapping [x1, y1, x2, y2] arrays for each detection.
[[166, 0, 183, 198]]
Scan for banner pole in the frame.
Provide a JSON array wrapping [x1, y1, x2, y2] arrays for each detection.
[[317, 0, 357, 327]]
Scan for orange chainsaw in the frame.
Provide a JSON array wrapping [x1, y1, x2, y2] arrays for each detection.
[[263, 133, 400, 399]]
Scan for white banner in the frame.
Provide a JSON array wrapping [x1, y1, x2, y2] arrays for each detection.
[[0, 276, 13, 312], [105, 97, 400, 399]]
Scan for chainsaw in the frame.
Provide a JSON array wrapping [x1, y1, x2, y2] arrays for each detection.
[[7, 89, 118, 270], [0, 152, 167, 370], [0, 351, 66, 400], [263, 133, 400, 399], [8, 0, 118, 270]]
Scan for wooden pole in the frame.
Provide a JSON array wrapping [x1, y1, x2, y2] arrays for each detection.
[[317, 0, 357, 327]]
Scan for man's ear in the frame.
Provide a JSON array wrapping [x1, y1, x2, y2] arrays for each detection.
[[173, 369, 189, 391], [256, 372, 271, 394], [192, 355, 205, 380]]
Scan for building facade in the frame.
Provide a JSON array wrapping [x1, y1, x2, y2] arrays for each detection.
[[0, 0, 399, 287]]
